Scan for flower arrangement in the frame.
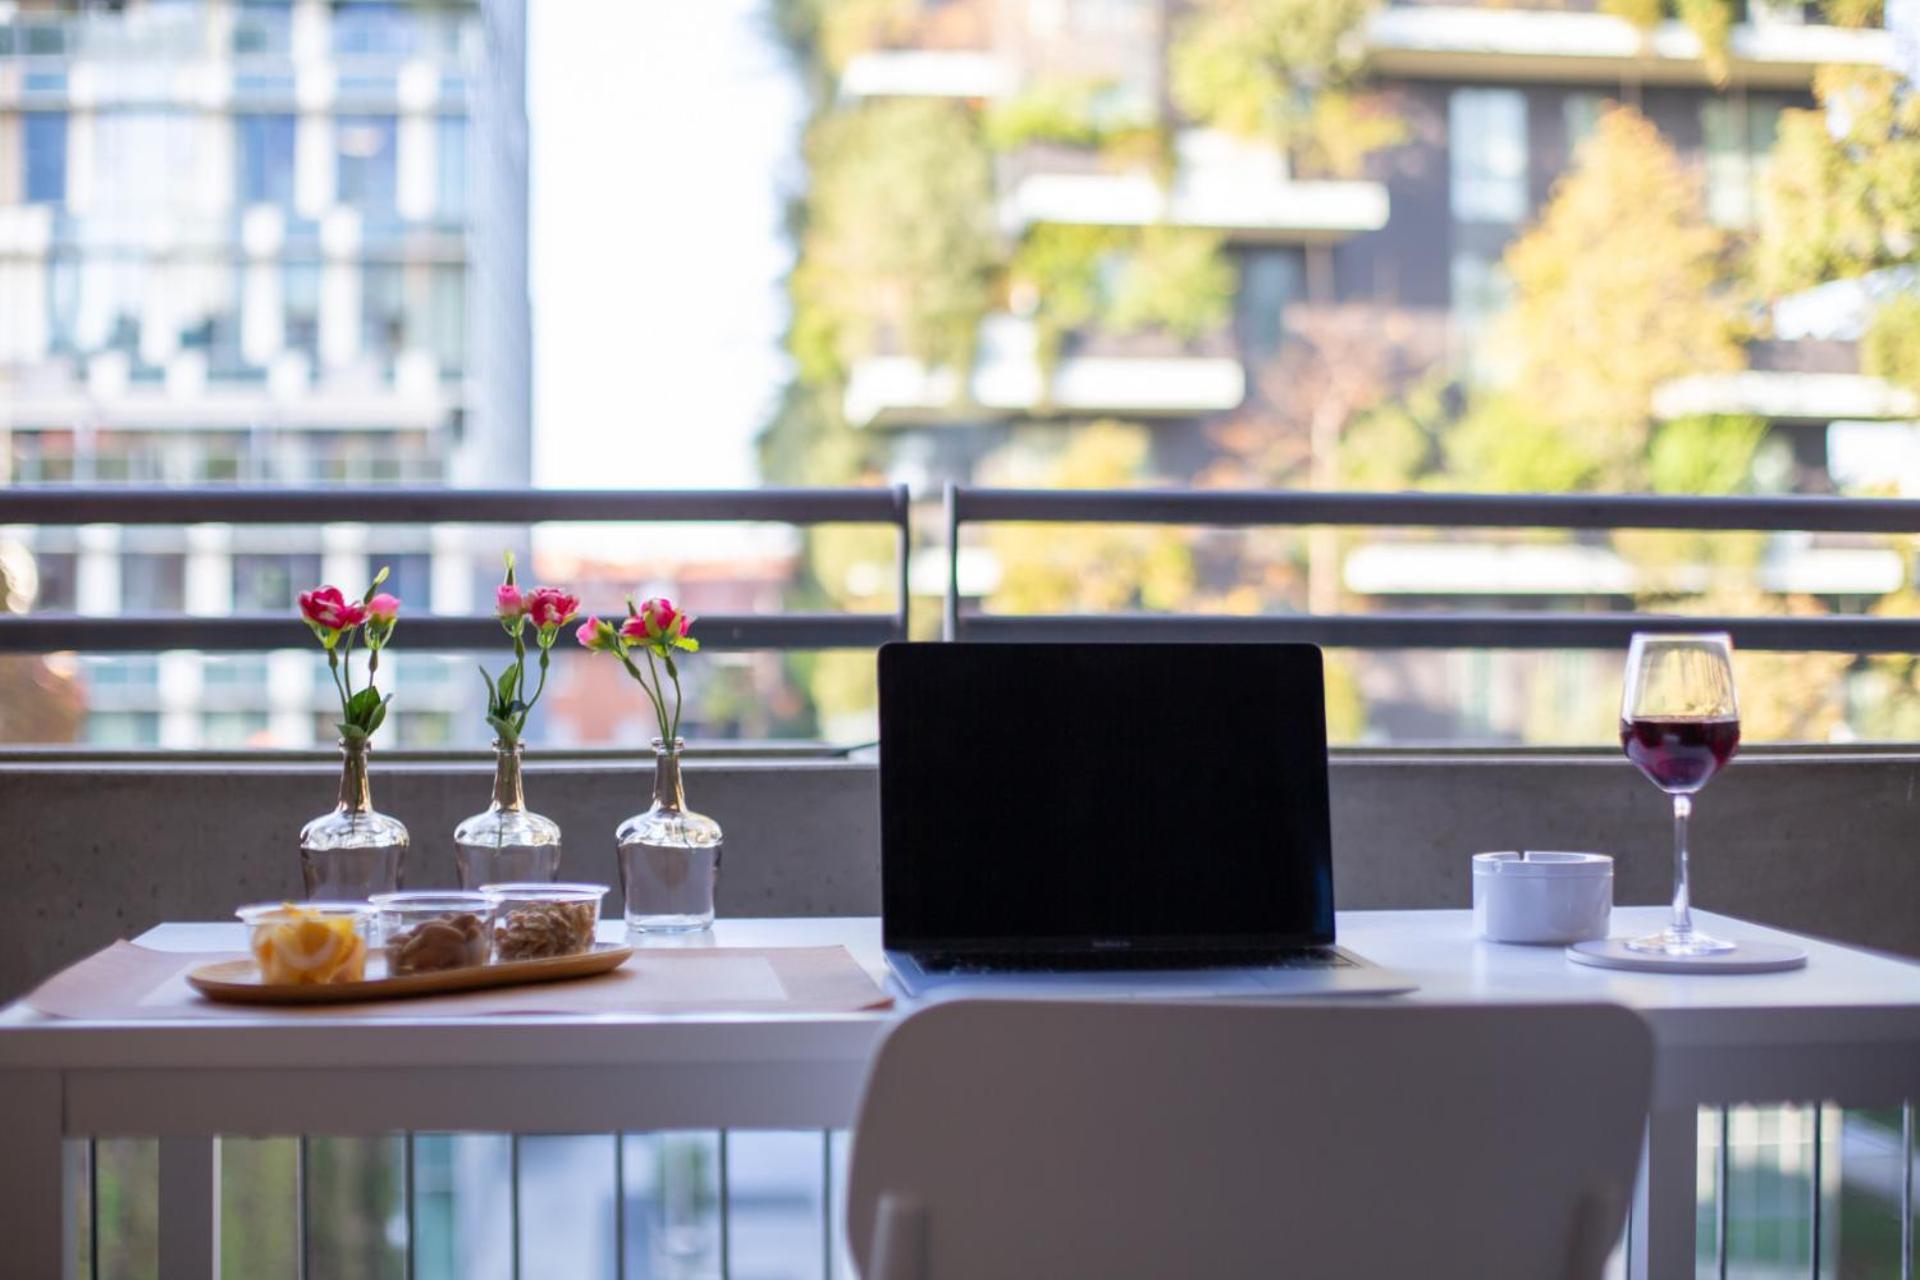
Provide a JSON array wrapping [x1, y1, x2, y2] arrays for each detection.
[[576, 596, 700, 744], [298, 568, 400, 743], [482, 553, 580, 745]]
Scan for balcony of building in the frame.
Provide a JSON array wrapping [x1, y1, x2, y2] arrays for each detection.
[[1365, 2, 1896, 87], [843, 313, 1246, 428]]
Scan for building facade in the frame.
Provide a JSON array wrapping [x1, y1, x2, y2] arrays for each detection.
[[0, 0, 530, 747]]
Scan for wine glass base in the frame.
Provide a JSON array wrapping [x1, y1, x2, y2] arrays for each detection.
[[1625, 928, 1736, 957]]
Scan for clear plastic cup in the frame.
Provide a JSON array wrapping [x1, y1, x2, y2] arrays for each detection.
[[479, 882, 606, 961], [235, 902, 371, 985], [370, 891, 495, 974]]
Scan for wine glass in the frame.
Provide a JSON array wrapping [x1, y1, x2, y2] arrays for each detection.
[[1619, 631, 1741, 956]]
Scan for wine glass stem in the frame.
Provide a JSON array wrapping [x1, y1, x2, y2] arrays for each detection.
[[1670, 792, 1694, 941]]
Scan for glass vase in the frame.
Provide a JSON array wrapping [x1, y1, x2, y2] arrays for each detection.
[[617, 738, 722, 932], [300, 737, 409, 900], [454, 739, 563, 889]]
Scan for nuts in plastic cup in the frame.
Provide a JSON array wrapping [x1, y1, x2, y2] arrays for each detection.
[[370, 891, 494, 974], [480, 882, 606, 962]]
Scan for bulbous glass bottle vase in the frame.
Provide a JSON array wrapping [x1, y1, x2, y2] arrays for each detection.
[[454, 739, 563, 888], [616, 738, 722, 932], [300, 736, 409, 899]]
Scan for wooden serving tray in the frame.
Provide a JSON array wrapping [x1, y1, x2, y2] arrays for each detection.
[[187, 943, 633, 1005]]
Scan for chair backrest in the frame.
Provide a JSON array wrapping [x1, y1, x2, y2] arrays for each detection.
[[847, 999, 1651, 1280]]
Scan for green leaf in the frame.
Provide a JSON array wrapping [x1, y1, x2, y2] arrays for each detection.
[[479, 664, 499, 709], [338, 722, 367, 742], [497, 664, 521, 705], [678, 637, 701, 653], [345, 686, 383, 725], [366, 694, 392, 735], [486, 714, 518, 742]]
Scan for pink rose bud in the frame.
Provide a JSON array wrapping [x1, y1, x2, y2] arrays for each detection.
[[528, 587, 580, 629], [638, 597, 676, 637], [298, 585, 366, 631], [366, 593, 400, 622], [619, 615, 651, 643], [495, 582, 526, 619], [576, 617, 617, 652]]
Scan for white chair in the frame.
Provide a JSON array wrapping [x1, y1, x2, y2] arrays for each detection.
[[848, 999, 1652, 1280]]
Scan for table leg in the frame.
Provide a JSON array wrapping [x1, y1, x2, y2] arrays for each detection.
[[1630, 1104, 1698, 1280], [158, 1135, 221, 1279], [0, 1070, 66, 1277]]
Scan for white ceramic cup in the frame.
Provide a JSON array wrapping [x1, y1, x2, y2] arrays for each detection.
[[1472, 851, 1613, 945]]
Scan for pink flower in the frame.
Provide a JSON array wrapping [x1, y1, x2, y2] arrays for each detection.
[[576, 617, 618, 652], [527, 587, 580, 630], [495, 582, 525, 619], [640, 597, 692, 639], [366, 593, 400, 622], [298, 586, 366, 632]]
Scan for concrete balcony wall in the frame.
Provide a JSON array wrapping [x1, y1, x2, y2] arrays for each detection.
[[4, 748, 1917, 999]]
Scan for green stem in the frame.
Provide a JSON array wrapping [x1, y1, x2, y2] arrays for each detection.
[[621, 652, 671, 742], [519, 647, 551, 734], [327, 649, 349, 717], [642, 649, 674, 745], [669, 664, 684, 744]]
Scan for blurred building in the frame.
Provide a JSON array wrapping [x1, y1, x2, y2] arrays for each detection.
[[0, 0, 530, 746], [834, 0, 1905, 483]]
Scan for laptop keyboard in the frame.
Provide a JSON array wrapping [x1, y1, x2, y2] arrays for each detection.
[[917, 947, 1355, 975]]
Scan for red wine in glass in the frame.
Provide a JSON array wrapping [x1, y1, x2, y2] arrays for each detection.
[[1619, 716, 1741, 794]]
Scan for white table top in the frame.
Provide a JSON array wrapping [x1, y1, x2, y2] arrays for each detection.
[[4, 908, 1919, 1106]]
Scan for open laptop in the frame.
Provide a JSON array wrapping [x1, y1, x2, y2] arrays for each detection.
[[878, 642, 1415, 998]]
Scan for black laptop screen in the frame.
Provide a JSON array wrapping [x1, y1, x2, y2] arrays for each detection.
[[878, 643, 1335, 950]]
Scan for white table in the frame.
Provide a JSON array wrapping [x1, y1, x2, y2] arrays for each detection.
[[4, 907, 1918, 1279]]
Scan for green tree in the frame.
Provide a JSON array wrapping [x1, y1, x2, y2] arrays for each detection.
[[1759, 67, 1920, 294], [1497, 106, 1744, 487], [1168, 0, 1404, 178], [793, 99, 997, 383], [1106, 226, 1238, 341]]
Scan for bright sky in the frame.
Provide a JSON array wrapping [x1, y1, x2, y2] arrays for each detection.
[[527, 0, 804, 491]]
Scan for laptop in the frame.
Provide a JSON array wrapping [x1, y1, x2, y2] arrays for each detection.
[[878, 642, 1415, 999]]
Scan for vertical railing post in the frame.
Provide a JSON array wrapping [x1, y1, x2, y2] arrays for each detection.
[[156, 1135, 220, 1280]]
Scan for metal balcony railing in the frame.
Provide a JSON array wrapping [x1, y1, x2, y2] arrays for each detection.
[[0, 486, 912, 653], [943, 486, 1920, 651]]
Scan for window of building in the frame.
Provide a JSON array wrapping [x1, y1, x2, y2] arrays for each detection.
[[1703, 96, 1785, 229], [1450, 89, 1528, 224], [86, 712, 162, 747], [233, 553, 323, 611], [1237, 248, 1301, 364], [30, 551, 78, 611], [82, 655, 161, 699], [232, 3, 293, 56], [1450, 250, 1513, 380], [236, 114, 297, 206], [203, 710, 271, 747], [395, 711, 453, 748], [121, 553, 188, 613], [23, 111, 67, 205], [1563, 93, 1605, 158], [201, 655, 270, 693], [435, 115, 468, 224], [368, 552, 432, 607], [334, 3, 413, 57], [336, 116, 400, 222]]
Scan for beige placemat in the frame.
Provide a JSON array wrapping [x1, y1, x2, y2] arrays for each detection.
[[27, 941, 893, 1020]]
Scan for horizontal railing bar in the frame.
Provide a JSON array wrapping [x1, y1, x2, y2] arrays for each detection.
[[952, 487, 1920, 533], [0, 613, 899, 652], [0, 486, 909, 526], [956, 612, 1920, 653]]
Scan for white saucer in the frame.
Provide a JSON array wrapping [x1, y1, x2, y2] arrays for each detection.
[[1566, 938, 1808, 974]]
